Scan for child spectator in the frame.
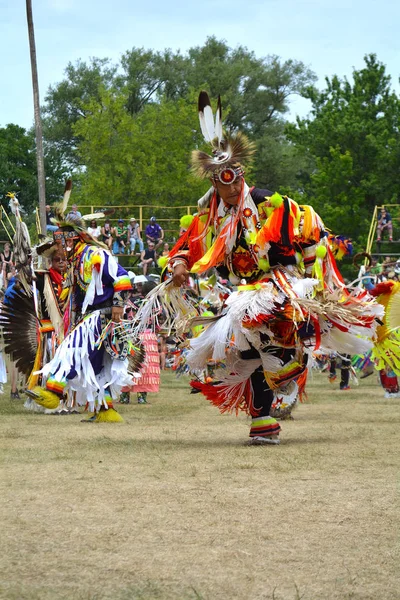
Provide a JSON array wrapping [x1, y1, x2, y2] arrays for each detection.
[[1, 242, 14, 285], [113, 219, 128, 254], [101, 219, 113, 250]]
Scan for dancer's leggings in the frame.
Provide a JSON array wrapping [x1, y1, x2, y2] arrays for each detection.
[[330, 354, 351, 387], [240, 346, 295, 417]]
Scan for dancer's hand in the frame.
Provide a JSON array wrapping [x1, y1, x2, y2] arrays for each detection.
[[112, 306, 124, 322], [172, 263, 189, 287]]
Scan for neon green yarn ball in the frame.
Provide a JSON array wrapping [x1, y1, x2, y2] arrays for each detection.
[[180, 214, 194, 229], [315, 245, 327, 259], [270, 192, 284, 208], [157, 256, 169, 269], [258, 258, 270, 271]]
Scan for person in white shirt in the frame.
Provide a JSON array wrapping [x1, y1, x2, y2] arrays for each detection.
[[87, 220, 101, 240], [128, 217, 144, 254]]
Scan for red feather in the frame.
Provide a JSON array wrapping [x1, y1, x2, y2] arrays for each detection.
[[370, 281, 394, 297]]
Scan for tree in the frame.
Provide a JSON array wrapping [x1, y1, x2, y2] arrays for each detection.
[[286, 54, 400, 243], [42, 38, 317, 188], [0, 124, 71, 212], [42, 58, 119, 168], [0, 125, 38, 209], [72, 89, 207, 210]]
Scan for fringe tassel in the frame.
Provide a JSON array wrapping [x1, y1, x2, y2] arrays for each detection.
[[134, 280, 198, 336], [191, 378, 253, 415]]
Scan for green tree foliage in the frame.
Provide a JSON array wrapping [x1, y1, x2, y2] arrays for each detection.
[[72, 90, 207, 209], [0, 124, 71, 212], [0, 124, 38, 208], [286, 54, 400, 243], [43, 37, 317, 200], [42, 57, 118, 167], [121, 37, 316, 132]]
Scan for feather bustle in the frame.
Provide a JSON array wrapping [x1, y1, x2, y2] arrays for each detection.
[[198, 91, 215, 142], [61, 179, 73, 214], [215, 95, 223, 145]]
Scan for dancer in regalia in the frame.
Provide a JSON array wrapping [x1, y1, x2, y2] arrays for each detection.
[[152, 91, 384, 445], [24, 184, 142, 422]]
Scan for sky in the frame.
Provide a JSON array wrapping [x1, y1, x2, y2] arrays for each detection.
[[1, 0, 400, 129]]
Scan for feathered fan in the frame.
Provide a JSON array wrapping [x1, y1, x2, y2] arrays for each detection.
[[127, 341, 146, 376], [0, 289, 39, 377]]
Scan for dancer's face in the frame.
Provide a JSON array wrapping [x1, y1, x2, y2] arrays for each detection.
[[213, 177, 243, 206], [51, 252, 67, 274]]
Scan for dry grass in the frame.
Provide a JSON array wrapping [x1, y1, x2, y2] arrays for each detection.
[[0, 371, 399, 600]]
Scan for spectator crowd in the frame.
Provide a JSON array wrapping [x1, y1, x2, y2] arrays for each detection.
[[46, 208, 167, 277]]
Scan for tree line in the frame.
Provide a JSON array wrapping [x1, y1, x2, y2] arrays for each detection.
[[1, 37, 400, 247]]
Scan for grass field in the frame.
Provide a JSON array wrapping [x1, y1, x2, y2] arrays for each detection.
[[1, 371, 399, 600]]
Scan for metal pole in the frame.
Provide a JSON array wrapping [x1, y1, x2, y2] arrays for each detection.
[[26, 0, 46, 236]]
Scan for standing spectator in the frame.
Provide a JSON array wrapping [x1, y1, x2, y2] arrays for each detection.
[[128, 217, 144, 255], [66, 204, 82, 222], [46, 205, 57, 232], [1, 242, 14, 285], [87, 219, 101, 240], [101, 219, 113, 250], [377, 208, 393, 242], [145, 216, 163, 249], [140, 241, 156, 275], [113, 219, 128, 254]]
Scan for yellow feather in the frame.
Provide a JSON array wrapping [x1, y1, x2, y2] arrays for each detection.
[[31, 387, 60, 409], [95, 408, 124, 423]]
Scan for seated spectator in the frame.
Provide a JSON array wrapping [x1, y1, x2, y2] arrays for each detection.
[[145, 216, 163, 249], [140, 241, 156, 276], [87, 219, 101, 240], [128, 217, 144, 255], [46, 205, 57, 232], [1, 242, 14, 284], [377, 208, 393, 242], [381, 256, 396, 279], [66, 204, 82, 222], [101, 219, 113, 250], [112, 219, 128, 254], [161, 242, 170, 257]]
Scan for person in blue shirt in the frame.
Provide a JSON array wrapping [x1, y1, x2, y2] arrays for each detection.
[[377, 208, 393, 242], [145, 217, 164, 249]]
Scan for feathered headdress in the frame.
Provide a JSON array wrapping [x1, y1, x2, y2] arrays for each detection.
[[191, 91, 255, 183]]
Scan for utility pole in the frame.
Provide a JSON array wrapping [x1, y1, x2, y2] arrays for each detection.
[[26, 0, 46, 235]]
